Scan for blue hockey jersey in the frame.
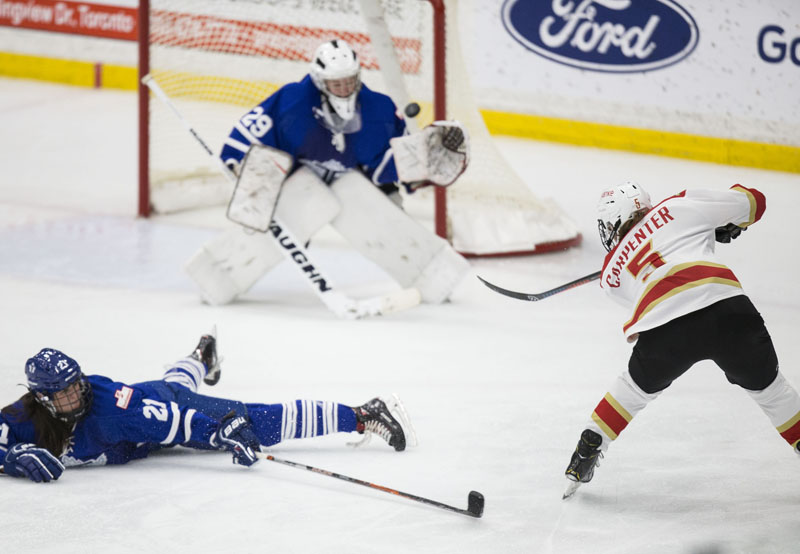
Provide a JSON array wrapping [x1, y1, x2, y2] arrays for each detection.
[[219, 75, 407, 185], [0, 375, 224, 467]]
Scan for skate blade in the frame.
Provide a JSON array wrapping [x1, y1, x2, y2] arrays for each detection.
[[562, 480, 581, 500], [346, 394, 419, 449], [386, 393, 418, 447]]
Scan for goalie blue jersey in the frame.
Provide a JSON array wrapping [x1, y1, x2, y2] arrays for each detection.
[[219, 75, 407, 185]]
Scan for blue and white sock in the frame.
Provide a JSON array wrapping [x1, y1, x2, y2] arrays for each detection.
[[280, 400, 356, 440], [162, 357, 205, 392]]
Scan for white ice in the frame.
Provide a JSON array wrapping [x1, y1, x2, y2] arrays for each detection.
[[1, 78, 799, 554]]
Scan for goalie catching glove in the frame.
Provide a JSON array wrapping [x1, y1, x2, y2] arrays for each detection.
[[390, 121, 470, 189]]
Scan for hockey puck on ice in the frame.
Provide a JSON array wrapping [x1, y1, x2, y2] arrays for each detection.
[[467, 490, 485, 517], [404, 102, 421, 118]]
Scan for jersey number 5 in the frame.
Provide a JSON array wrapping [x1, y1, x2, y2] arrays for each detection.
[[627, 240, 666, 281]]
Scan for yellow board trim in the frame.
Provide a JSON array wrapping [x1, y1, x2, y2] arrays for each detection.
[[0, 52, 96, 87], [483, 109, 800, 174], [2, 51, 799, 174], [101, 64, 138, 91]]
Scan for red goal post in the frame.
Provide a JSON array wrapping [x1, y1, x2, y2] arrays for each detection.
[[137, 0, 580, 257]]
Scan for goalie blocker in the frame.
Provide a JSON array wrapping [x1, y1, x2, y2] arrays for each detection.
[[186, 158, 470, 306]]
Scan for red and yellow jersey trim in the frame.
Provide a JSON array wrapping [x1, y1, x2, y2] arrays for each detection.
[[591, 393, 633, 440], [623, 262, 741, 333], [777, 410, 800, 448], [730, 184, 766, 227]]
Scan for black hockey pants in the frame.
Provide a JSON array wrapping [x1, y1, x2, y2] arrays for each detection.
[[628, 295, 779, 394]]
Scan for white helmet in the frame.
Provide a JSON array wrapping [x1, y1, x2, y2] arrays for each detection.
[[597, 180, 652, 252], [309, 39, 362, 122]]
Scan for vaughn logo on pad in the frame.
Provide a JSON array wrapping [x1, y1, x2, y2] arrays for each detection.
[[501, 0, 699, 73]]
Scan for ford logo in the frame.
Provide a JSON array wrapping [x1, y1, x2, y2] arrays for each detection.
[[501, 0, 699, 73]]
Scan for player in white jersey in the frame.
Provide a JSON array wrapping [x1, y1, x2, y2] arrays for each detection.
[[563, 181, 800, 498]]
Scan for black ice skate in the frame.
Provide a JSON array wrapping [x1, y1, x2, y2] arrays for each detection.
[[352, 396, 416, 452], [563, 429, 604, 499], [190, 328, 221, 386]]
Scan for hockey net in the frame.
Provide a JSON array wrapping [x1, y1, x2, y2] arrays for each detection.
[[138, 0, 580, 257]]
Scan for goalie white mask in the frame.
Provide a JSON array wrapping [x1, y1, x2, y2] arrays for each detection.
[[597, 180, 652, 252], [310, 39, 362, 123]]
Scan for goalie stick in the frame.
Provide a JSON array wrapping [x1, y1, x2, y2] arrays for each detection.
[[257, 452, 485, 518], [142, 74, 421, 319], [477, 271, 602, 302]]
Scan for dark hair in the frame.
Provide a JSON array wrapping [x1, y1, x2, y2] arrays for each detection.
[[617, 209, 649, 244], [1, 392, 73, 457]]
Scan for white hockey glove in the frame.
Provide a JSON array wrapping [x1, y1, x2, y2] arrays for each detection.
[[390, 120, 470, 189]]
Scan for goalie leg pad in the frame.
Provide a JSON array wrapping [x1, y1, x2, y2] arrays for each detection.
[[185, 167, 340, 304], [185, 227, 279, 305], [410, 242, 471, 304], [329, 172, 470, 303]]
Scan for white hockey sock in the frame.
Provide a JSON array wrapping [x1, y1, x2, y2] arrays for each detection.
[[587, 371, 661, 450], [280, 400, 354, 441], [162, 358, 205, 392], [746, 372, 800, 452]]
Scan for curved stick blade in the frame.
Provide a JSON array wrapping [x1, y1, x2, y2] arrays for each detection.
[[477, 271, 602, 302]]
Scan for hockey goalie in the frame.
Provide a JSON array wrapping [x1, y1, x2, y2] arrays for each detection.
[[185, 39, 471, 307]]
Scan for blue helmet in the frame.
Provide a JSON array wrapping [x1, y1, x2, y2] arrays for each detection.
[[26, 348, 92, 423]]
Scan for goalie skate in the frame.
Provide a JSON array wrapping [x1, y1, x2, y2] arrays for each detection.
[[349, 394, 418, 451]]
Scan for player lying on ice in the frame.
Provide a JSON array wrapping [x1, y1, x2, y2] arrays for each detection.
[[0, 331, 414, 483], [564, 181, 800, 499], [186, 38, 471, 307]]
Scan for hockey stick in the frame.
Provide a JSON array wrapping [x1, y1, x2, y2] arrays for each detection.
[[257, 452, 485, 518], [142, 74, 421, 319], [477, 270, 602, 302]]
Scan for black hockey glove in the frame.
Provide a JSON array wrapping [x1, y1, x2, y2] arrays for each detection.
[[3, 443, 65, 483], [715, 223, 746, 243], [211, 411, 260, 467], [441, 125, 465, 152]]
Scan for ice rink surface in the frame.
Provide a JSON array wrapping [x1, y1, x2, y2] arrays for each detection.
[[1, 78, 799, 553]]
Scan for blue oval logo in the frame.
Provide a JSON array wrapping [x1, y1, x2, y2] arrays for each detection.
[[501, 0, 699, 73]]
